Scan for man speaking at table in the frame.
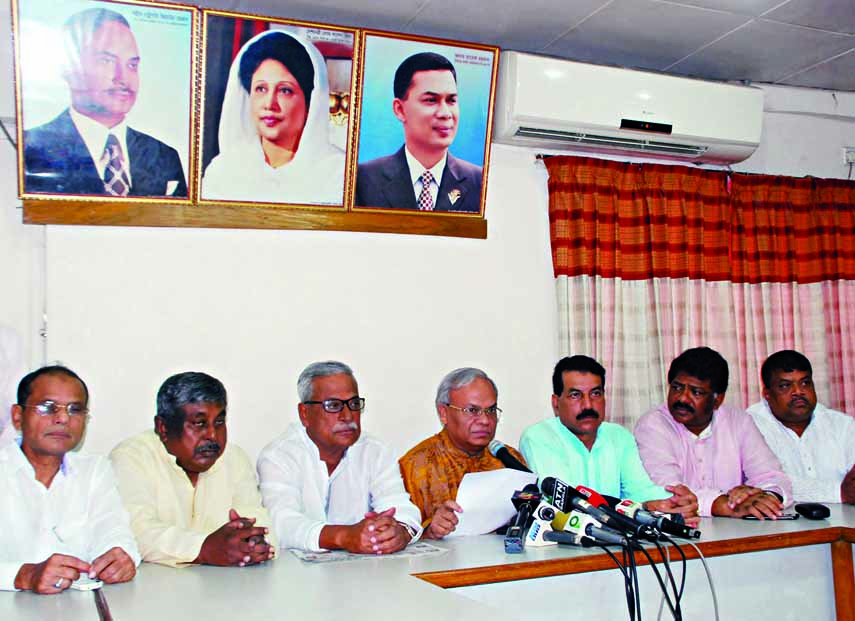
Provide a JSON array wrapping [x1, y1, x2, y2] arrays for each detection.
[[111, 372, 275, 567], [1, 366, 139, 593], [258, 361, 422, 553], [354, 52, 483, 212], [520, 355, 699, 523], [635, 347, 792, 519], [399, 367, 526, 539], [23, 8, 187, 197]]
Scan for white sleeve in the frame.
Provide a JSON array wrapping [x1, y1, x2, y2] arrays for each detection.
[[257, 448, 326, 552], [87, 459, 141, 566], [369, 443, 423, 542]]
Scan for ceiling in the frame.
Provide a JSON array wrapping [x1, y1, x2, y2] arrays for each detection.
[[199, 0, 855, 92]]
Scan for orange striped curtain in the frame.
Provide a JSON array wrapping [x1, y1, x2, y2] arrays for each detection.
[[546, 155, 855, 425]]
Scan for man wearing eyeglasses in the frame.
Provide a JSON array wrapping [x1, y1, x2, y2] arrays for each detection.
[[110, 372, 276, 567], [520, 355, 699, 523], [1, 366, 139, 593], [634, 347, 791, 519], [257, 361, 422, 553], [399, 367, 524, 539]]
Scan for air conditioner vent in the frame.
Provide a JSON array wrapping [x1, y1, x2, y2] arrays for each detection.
[[515, 127, 709, 157]]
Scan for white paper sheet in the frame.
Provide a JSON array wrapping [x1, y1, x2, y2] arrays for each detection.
[[447, 469, 538, 537]]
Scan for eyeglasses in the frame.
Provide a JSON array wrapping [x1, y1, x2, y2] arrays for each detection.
[[303, 397, 366, 414], [445, 404, 502, 420], [23, 400, 89, 417]]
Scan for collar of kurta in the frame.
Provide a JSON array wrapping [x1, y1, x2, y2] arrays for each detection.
[[9, 435, 71, 476], [436, 428, 494, 463], [152, 430, 224, 481]]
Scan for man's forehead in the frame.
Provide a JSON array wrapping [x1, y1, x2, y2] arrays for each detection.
[[562, 370, 602, 390], [672, 372, 712, 388], [312, 374, 358, 396], [410, 70, 457, 91], [180, 402, 225, 415], [772, 368, 811, 380], [449, 379, 496, 403], [85, 21, 139, 54]]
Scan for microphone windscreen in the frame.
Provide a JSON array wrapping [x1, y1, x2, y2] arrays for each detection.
[[488, 439, 503, 457]]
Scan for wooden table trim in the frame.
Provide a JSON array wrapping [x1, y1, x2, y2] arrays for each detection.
[[414, 527, 843, 589]]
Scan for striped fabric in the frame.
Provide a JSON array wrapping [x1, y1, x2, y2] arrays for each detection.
[[546, 156, 855, 428]]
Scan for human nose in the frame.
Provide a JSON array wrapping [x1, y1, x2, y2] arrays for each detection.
[[52, 406, 71, 424], [263, 90, 279, 111]]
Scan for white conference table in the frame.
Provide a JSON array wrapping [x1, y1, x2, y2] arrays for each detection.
[[4, 505, 855, 620]]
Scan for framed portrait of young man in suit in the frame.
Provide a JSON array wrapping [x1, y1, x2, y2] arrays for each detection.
[[352, 33, 498, 217], [197, 10, 357, 210], [13, 0, 196, 203]]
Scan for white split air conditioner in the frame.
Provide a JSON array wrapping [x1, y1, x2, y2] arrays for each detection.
[[493, 52, 763, 164]]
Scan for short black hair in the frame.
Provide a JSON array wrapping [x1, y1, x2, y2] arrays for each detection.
[[17, 365, 89, 406], [667, 347, 729, 394], [760, 350, 812, 389], [552, 355, 606, 395], [156, 372, 227, 438], [238, 32, 314, 111], [393, 52, 456, 100]]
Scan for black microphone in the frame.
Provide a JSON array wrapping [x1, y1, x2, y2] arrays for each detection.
[[614, 499, 701, 539], [540, 477, 633, 535], [488, 440, 532, 473], [505, 484, 541, 553]]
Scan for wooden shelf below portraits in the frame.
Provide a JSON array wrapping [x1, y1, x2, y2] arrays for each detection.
[[22, 200, 488, 239]]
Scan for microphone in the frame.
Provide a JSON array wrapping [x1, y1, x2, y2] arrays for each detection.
[[505, 484, 541, 553], [543, 529, 591, 546], [552, 509, 628, 546], [488, 440, 532, 473], [524, 501, 559, 547], [540, 477, 634, 536], [575, 485, 646, 536], [615, 499, 701, 539]]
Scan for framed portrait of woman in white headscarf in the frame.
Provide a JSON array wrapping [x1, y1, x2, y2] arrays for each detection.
[[198, 10, 357, 209]]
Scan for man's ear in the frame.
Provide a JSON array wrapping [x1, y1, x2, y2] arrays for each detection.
[[712, 392, 726, 411], [551, 395, 560, 416], [761, 386, 771, 402], [297, 403, 309, 427], [10, 404, 23, 431], [392, 98, 406, 123], [154, 416, 168, 442], [437, 404, 448, 427]]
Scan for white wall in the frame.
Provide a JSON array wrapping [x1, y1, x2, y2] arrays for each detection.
[[1, 16, 854, 461], [33, 145, 560, 460]]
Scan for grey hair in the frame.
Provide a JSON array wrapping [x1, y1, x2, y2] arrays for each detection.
[[298, 361, 355, 402], [435, 367, 497, 407]]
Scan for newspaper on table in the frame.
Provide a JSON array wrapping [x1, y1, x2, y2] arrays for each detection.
[[292, 542, 446, 563]]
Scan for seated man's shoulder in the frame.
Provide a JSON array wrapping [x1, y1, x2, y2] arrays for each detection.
[[110, 429, 160, 459], [401, 432, 441, 461]]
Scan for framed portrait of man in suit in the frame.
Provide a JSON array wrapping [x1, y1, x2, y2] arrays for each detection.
[[197, 10, 357, 210], [13, 0, 196, 202], [352, 33, 499, 217]]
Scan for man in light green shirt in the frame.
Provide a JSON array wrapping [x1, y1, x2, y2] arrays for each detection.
[[520, 355, 698, 522]]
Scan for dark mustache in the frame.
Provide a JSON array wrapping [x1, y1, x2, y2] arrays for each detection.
[[673, 401, 695, 414], [195, 441, 221, 454], [577, 409, 600, 420]]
